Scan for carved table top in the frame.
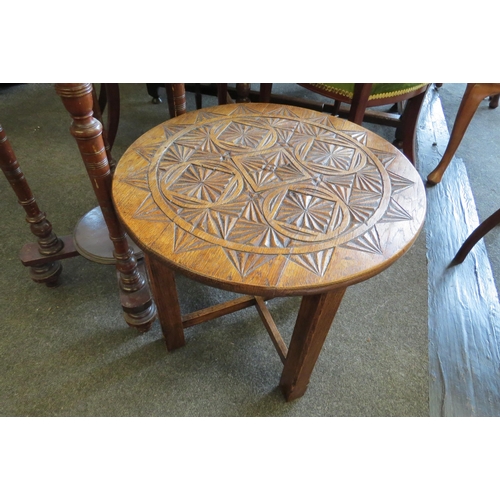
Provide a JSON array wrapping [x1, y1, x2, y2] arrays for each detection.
[[112, 104, 426, 297]]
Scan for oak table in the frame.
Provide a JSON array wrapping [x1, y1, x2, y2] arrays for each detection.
[[112, 103, 426, 401]]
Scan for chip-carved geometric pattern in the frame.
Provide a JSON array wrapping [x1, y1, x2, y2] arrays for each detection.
[[112, 103, 426, 293]]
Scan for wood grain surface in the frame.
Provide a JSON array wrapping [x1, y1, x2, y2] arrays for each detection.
[[113, 103, 426, 297]]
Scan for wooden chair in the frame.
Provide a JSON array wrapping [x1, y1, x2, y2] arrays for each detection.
[[425, 83, 500, 264], [257, 83, 430, 166]]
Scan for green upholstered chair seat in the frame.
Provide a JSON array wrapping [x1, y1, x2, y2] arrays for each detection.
[[301, 83, 428, 105], [258, 82, 431, 165]]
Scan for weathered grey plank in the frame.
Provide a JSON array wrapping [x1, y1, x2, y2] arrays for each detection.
[[418, 87, 500, 416]]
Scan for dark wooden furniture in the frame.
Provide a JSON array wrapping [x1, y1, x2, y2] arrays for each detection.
[[426, 83, 500, 264], [112, 103, 426, 401], [2, 83, 194, 332], [453, 207, 500, 264], [0, 124, 70, 286], [53, 83, 157, 331], [257, 83, 430, 166]]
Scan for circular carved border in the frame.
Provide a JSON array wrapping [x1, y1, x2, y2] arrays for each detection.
[[147, 114, 392, 255]]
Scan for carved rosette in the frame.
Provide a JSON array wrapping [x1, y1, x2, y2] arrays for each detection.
[[113, 104, 426, 295]]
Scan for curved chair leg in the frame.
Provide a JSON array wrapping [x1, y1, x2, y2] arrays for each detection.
[[427, 83, 499, 185], [146, 83, 162, 104], [489, 94, 499, 109], [452, 207, 500, 264]]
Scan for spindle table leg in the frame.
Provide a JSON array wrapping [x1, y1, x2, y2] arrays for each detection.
[[0, 124, 68, 287], [55, 83, 156, 332]]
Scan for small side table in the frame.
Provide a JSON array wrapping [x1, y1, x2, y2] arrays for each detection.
[[112, 103, 426, 401]]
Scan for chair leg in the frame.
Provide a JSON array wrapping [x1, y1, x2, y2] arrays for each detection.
[[348, 83, 373, 125], [398, 90, 428, 166], [489, 94, 499, 109], [452, 207, 500, 264], [236, 83, 251, 103], [102, 84, 120, 151], [146, 83, 162, 103], [259, 83, 272, 103], [217, 84, 229, 105], [427, 83, 498, 185]]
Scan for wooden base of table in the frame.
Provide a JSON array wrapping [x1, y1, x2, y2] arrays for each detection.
[[73, 206, 143, 264], [145, 253, 346, 402], [20, 232, 156, 331], [19, 234, 78, 287]]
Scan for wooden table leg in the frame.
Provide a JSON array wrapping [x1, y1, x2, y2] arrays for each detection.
[[280, 288, 346, 401], [56, 83, 156, 333], [0, 124, 67, 287], [144, 253, 186, 351]]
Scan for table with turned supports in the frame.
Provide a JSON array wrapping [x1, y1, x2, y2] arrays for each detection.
[[112, 103, 426, 401], [1, 84, 190, 333]]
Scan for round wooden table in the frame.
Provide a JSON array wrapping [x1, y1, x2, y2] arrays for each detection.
[[112, 103, 426, 401]]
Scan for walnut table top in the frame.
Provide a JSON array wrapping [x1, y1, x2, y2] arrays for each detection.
[[112, 103, 426, 298]]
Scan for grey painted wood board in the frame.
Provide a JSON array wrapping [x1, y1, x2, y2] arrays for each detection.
[[418, 87, 500, 416]]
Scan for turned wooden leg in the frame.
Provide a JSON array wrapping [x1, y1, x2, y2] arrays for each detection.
[[55, 83, 156, 332], [0, 124, 69, 287], [452, 207, 500, 264], [144, 253, 186, 351], [165, 84, 187, 118], [427, 83, 499, 185], [280, 288, 346, 401], [217, 84, 229, 105]]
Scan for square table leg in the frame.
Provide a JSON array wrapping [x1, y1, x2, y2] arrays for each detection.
[[144, 253, 186, 351], [280, 288, 346, 402]]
